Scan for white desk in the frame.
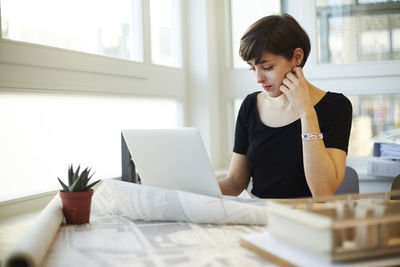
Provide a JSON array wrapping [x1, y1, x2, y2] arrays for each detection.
[[3, 178, 399, 267], [2, 180, 272, 267], [41, 213, 272, 267]]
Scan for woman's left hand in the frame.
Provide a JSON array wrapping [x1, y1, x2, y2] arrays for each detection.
[[279, 67, 313, 117]]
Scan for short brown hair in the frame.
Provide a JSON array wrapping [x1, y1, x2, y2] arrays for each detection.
[[239, 13, 310, 67]]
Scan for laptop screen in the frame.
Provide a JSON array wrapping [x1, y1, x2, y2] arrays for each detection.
[[121, 128, 222, 197]]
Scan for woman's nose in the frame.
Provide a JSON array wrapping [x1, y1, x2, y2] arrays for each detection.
[[256, 70, 266, 84]]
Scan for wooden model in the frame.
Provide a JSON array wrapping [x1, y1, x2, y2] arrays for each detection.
[[265, 190, 400, 261]]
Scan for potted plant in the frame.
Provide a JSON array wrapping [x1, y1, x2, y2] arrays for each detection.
[[58, 164, 100, 224]]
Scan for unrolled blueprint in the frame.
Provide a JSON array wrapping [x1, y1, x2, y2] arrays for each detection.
[[3, 179, 270, 267]]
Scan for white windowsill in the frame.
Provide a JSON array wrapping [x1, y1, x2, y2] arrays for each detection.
[[0, 190, 58, 221]]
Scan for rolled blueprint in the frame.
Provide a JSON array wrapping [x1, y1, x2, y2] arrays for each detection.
[[3, 195, 64, 267]]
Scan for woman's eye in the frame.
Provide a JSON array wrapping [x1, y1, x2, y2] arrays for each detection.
[[248, 66, 272, 71]]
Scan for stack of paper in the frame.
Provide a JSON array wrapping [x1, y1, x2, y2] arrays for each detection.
[[380, 143, 400, 159]]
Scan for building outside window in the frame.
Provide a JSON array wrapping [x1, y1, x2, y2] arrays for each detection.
[[315, 0, 400, 156], [316, 0, 400, 64], [347, 93, 400, 156]]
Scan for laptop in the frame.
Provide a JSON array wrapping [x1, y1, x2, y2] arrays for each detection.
[[121, 128, 222, 197]]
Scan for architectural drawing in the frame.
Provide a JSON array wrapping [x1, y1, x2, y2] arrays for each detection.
[[42, 213, 271, 267], [92, 179, 269, 225], [4, 179, 270, 267]]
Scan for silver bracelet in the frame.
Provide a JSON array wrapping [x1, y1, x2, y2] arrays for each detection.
[[301, 133, 323, 141]]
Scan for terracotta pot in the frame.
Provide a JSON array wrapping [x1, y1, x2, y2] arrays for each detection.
[[59, 189, 94, 224]]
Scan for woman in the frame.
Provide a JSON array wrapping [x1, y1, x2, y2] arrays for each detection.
[[218, 14, 352, 198]]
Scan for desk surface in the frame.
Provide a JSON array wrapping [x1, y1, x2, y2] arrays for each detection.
[[41, 212, 273, 267], [3, 179, 399, 267]]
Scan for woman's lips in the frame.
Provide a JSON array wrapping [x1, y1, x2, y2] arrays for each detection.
[[263, 85, 272, 91]]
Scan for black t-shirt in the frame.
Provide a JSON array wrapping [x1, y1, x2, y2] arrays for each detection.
[[234, 91, 353, 198]]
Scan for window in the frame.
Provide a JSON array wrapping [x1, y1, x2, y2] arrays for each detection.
[[0, 93, 180, 201], [0, 0, 186, 203], [314, 1, 400, 157], [1, 0, 143, 62], [316, 0, 400, 64], [348, 93, 400, 156], [230, 0, 281, 69], [150, 0, 182, 67]]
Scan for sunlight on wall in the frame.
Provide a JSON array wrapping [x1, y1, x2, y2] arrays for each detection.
[[0, 93, 180, 201]]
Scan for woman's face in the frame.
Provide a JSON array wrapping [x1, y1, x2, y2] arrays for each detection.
[[247, 52, 296, 98]]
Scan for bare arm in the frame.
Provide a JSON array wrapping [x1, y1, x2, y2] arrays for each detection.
[[280, 67, 347, 197], [218, 153, 251, 196], [299, 109, 346, 196]]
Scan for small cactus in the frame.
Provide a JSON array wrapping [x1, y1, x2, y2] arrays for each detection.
[[58, 164, 100, 192]]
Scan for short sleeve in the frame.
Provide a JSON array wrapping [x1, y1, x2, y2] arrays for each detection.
[[323, 94, 353, 153], [233, 95, 251, 154]]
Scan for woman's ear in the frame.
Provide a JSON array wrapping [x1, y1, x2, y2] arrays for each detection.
[[292, 48, 304, 67]]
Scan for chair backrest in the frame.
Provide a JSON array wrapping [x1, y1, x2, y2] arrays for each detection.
[[335, 166, 359, 195], [390, 174, 400, 200]]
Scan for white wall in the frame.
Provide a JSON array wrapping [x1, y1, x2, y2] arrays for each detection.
[[185, 0, 225, 169]]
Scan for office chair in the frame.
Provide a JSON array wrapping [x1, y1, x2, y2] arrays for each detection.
[[390, 174, 400, 200], [334, 166, 359, 195]]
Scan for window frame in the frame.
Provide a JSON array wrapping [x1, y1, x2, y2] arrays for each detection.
[[0, 0, 186, 97], [149, 0, 183, 68], [316, 1, 400, 64], [286, 0, 400, 96], [0, 0, 187, 203], [219, 0, 400, 167]]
